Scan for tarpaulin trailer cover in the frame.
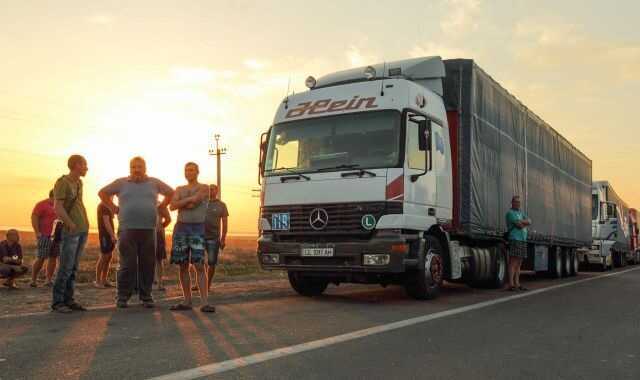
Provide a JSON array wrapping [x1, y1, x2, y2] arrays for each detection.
[[442, 59, 592, 246]]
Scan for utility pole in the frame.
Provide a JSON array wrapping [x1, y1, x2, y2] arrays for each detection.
[[208, 134, 227, 199]]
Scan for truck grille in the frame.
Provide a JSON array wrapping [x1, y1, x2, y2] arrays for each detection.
[[261, 201, 402, 242]]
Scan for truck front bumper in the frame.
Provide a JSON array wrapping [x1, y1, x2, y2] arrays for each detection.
[[257, 235, 413, 273]]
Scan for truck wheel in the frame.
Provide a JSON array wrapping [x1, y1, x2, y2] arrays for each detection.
[[613, 252, 622, 268], [288, 272, 328, 297], [488, 243, 508, 288], [563, 250, 572, 277], [405, 236, 444, 300], [548, 248, 562, 278], [570, 251, 579, 276], [600, 256, 608, 272]]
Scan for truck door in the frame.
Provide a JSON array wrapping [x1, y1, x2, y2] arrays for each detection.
[[405, 112, 437, 220]]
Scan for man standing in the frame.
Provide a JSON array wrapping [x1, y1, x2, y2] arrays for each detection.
[[155, 205, 171, 291], [99, 157, 173, 309], [94, 201, 116, 288], [169, 162, 215, 313], [52, 154, 90, 313], [204, 184, 228, 291], [0, 230, 28, 289], [30, 190, 59, 287], [506, 195, 531, 291]]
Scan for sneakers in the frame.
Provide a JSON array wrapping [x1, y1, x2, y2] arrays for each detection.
[[142, 300, 155, 309], [116, 300, 128, 309], [67, 302, 87, 311], [52, 304, 73, 314]]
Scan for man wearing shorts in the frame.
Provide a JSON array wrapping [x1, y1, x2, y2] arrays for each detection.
[[204, 184, 228, 291], [155, 205, 171, 291], [0, 230, 28, 289], [506, 195, 531, 291], [95, 201, 116, 288], [30, 190, 59, 287], [170, 162, 215, 313]]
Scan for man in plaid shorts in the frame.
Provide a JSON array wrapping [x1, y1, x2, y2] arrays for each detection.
[[506, 195, 531, 291], [30, 190, 59, 287]]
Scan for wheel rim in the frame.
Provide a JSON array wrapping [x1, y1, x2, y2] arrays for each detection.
[[425, 251, 443, 286], [497, 252, 506, 281]]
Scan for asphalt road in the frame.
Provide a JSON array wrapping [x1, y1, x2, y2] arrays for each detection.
[[2, 267, 640, 380]]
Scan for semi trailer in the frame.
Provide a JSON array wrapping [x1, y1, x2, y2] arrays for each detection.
[[580, 181, 634, 270], [257, 57, 592, 299], [631, 208, 640, 263]]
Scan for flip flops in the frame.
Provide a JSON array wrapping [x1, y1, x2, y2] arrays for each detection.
[[170, 303, 193, 311]]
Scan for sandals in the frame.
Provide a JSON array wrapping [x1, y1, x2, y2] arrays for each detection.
[[170, 303, 193, 311], [200, 305, 216, 313]]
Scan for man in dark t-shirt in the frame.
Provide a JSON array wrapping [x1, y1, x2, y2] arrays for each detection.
[[0, 229, 28, 289], [204, 184, 229, 291], [95, 201, 116, 288]]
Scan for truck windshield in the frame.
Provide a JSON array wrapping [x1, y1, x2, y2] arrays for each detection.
[[264, 110, 401, 175]]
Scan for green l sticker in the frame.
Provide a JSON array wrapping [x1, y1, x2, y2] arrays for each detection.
[[361, 214, 376, 230]]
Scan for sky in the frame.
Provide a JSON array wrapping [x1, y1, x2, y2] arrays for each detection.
[[1, 0, 640, 234]]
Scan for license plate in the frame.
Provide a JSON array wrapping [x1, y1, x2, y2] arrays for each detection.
[[301, 248, 334, 257], [271, 213, 290, 231]]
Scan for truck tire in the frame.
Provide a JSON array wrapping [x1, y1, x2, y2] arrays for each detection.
[[600, 256, 608, 272], [405, 236, 444, 300], [563, 249, 572, 277], [548, 248, 562, 278], [288, 272, 328, 297], [613, 251, 623, 268], [489, 243, 508, 288], [570, 250, 579, 276], [469, 244, 506, 289]]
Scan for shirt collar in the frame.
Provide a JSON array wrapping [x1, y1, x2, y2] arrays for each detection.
[[128, 175, 149, 183]]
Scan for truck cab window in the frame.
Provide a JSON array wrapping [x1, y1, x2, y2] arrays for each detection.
[[407, 114, 426, 170]]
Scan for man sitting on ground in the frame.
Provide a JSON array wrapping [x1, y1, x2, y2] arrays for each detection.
[[0, 229, 28, 289]]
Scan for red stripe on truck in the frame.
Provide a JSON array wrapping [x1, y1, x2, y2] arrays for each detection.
[[447, 110, 460, 231], [386, 175, 404, 201]]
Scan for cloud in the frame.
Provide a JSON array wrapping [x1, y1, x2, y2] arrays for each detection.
[[345, 46, 378, 68], [243, 59, 266, 70], [169, 67, 236, 85], [87, 13, 114, 25], [511, 20, 640, 83], [409, 42, 472, 60], [440, 0, 481, 37]]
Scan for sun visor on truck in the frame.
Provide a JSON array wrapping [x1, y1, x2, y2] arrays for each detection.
[[314, 56, 446, 96]]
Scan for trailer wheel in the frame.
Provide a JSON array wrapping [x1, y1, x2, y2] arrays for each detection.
[[613, 251, 623, 268], [563, 249, 572, 277], [405, 236, 444, 300], [548, 248, 562, 278], [489, 243, 508, 288], [600, 256, 608, 272], [570, 250, 579, 276], [288, 272, 328, 297]]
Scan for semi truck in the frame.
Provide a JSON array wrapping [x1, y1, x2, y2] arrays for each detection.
[[631, 208, 640, 263], [257, 57, 592, 299], [581, 181, 635, 270]]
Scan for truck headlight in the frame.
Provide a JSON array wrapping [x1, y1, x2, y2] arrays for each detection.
[[363, 254, 390, 266], [261, 254, 280, 264]]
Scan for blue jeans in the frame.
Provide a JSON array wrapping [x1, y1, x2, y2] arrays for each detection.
[[52, 231, 87, 307]]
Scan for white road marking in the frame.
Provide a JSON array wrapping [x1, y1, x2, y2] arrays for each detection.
[[148, 266, 640, 380]]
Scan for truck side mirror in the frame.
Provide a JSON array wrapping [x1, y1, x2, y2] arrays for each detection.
[[258, 131, 270, 184]]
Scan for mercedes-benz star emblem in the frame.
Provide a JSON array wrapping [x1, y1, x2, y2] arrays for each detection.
[[309, 208, 329, 230]]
